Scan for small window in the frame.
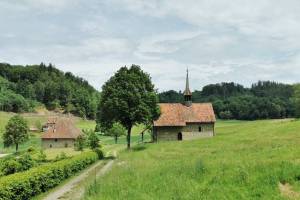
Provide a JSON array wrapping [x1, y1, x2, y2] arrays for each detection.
[[199, 126, 202, 132], [54, 139, 58, 142]]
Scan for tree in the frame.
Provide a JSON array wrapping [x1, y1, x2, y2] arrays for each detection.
[[88, 131, 100, 149], [97, 65, 160, 149], [293, 84, 300, 118], [3, 115, 29, 152], [108, 123, 126, 144], [74, 134, 86, 151]]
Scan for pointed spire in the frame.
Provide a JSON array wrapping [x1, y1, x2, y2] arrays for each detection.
[[183, 68, 192, 106], [183, 68, 192, 96]]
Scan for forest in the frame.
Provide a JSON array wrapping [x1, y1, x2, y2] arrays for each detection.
[[1, 63, 299, 121], [0, 63, 99, 119], [159, 82, 300, 120]]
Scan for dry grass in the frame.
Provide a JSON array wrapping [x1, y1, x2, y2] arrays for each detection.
[[279, 182, 300, 200]]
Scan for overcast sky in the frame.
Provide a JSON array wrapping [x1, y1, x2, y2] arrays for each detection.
[[0, 0, 300, 91]]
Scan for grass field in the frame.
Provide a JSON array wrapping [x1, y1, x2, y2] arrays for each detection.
[[85, 119, 300, 200]]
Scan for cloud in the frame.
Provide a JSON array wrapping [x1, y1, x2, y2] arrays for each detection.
[[1, 0, 300, 91]]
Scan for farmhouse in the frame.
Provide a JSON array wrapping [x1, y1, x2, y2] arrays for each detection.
[[153, 70, 216, 141], [42, 117, 57, 132], [41, 118, 81, 148]]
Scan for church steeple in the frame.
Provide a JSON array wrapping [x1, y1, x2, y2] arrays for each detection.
[[183, 68, 192, 106]]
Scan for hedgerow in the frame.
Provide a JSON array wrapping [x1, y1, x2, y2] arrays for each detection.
[[0, 151, 98, 200]]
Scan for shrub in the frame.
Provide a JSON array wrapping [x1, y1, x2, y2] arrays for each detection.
[[1, 160, 21, 176], [54, 152, 67, 161], [27, 146, 35, 153], [74, 135, 86, 151], [0, 152, 97, 200], [94, 148, 104, 160], [37, 150, 47, 162], [17, 154, 35, 171], [88, 131, 100, 150]]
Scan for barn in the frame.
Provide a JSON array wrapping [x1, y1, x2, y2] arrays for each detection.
[[153, 70, 216, 141]]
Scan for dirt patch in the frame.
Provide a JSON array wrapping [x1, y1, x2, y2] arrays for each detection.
[[0, 154, 10, 158], [279, 182, 300, 200]]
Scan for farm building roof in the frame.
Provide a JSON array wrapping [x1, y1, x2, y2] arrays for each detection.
[[154, 103, 216, 127], [41, 118, 81, 139], [47, 117, 57, 124]]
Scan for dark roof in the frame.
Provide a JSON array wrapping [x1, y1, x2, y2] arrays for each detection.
[[41, 118, 81, 139], [154, 103, 216, 127]]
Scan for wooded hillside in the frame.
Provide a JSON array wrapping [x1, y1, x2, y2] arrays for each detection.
[[0, 63, 99, 119], [159, 81, 299, 120]]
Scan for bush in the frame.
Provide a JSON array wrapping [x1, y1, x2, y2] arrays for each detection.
[[0, 152, 97, 200], [17, 154, 35, 171], [27, 146, 35, 153], [1, 160, 21, 176], [54, 152, 67, 161], [94, 148, 104, 160], [37, 150, 47, 162]]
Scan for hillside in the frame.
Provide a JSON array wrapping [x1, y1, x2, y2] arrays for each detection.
[[0, 63, 100, 119], [159, 82, 298, 120], [85, 119, 300, 199]]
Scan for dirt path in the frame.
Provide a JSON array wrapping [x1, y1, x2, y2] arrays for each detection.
[[43, 151, 117, 200], [279, 182, 300, 200]]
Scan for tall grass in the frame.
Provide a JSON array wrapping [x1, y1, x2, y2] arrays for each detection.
[[84, 119, 300, 200]]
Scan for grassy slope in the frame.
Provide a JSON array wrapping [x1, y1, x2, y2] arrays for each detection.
[[85, 119, 300, 200]]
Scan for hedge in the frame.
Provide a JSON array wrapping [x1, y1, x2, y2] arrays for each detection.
[[0, 152, 98, 200]]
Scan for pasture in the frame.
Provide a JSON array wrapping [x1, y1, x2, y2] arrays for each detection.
[[85, 119, 300, 200]]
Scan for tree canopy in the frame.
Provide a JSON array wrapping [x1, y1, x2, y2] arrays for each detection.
[[97, 65, 160, 148], [0, 63, 100, 119], [3, 115, 29, 152], [107, 123, 126, 144], [159, 81, 297, 120]]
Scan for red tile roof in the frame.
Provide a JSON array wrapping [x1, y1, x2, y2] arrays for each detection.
[[154, 103, 216, 127], [41, 118, 81, 139]]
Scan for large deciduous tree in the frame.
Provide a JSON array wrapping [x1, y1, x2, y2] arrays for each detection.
[[97, 65, 160, 149], [3, 115, 29, 152]]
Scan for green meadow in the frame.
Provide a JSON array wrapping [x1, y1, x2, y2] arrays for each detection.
[[85, 119, 300, 200]]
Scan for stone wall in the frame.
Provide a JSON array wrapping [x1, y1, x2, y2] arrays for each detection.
[[154, 126, 182, 141], [42, 139, 75, 148], [154, 123, 214, 141]]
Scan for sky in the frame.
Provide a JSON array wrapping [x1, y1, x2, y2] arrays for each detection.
[[0, 0, 300, 91]]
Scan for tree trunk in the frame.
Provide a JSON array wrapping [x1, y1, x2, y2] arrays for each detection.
[[16, 143, 18, 152], [115, 135, 118, 144], [141, 132, 144, 143], [127, 126, 132, 149]]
